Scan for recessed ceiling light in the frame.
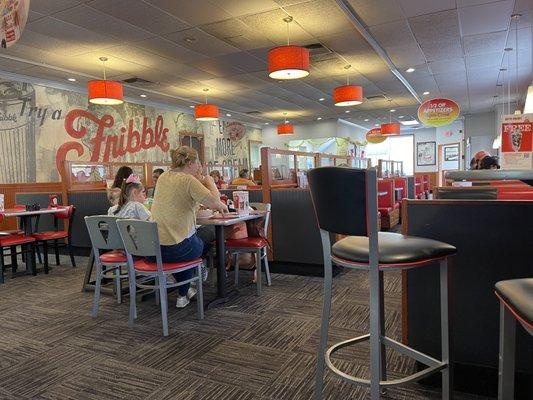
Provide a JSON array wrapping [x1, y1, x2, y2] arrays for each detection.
[[405, 67, 415, 73], [189, 105, 195, 108], [317, 117, 322, 120], [226, 113, 231, 117], [390, 109, 396, 112], [345, 110, 350, 113], [374, 123, 379, 127], [67, 78, 76, 82], [400, 120, 419, 126], [364, 118, 369, 122], [140, 94, 147, 98], [265, 122, 269, 125], [184, 37, 197, 43], [423, 91, 430, 95], [318, 97, 325, 101], [398, 115, 404, 119]]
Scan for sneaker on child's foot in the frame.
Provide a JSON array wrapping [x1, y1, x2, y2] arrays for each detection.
[[187, 287, 197, 300], [201, 262, 208, 282], [175, 295, 190, 308]]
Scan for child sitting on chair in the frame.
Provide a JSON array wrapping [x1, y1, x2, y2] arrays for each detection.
[[108, 174, 151, 221]]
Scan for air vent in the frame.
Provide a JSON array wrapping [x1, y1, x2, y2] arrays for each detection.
[[122, 77, 157, 87], [365, 94, 387, 101], [304, 43, 333, 57], [246, 111, 261, 115]]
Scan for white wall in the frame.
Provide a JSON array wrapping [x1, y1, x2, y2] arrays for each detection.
[[464, 111, 497, 161]]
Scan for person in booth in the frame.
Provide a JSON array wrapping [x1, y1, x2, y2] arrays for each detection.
[[231, 169, 256, 186], [108, 166, 133, 205], [147, 168, 164, 197], [471, 150, 491, 170], [209, 170, 226, 189], [150, 146, 228, 309], [479, 156, 500, 170]]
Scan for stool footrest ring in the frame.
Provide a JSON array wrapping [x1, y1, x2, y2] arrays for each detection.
[[325, 334, 448, 388]]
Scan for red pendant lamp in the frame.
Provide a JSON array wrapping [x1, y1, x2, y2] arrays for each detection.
[[268, 17, 309, 80], [380, 101, 400, 135], [88, 57, 124, 105], [195, 88, 219, 121], [277, 112, 294, 135], [333, 65, 363, 106]]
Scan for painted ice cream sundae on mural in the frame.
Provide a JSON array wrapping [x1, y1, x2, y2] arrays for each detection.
[[510, 127, 523, 152]]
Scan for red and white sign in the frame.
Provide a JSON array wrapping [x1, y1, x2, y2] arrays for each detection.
[[500, 114, 533, 170], [0, 0, 30, 48], [418, 98, 460, 127], [366, 127, 386, 144]]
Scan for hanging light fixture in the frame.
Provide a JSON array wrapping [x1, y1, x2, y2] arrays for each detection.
[[277, 112, 294, 135], [512, 14, 522, 114], [195, 88, 219, 121], [268, 16, 310, 80], [333, 65, 363, 106], [88, 57, 124, 105], [381, 100, 400, 135]]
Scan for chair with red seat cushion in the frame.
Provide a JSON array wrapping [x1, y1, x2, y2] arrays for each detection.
[[32, 205, 76, 271], [225, 203, 271, 295], [85, 216, 130, 312], [308, 166, 456, 399], [0, 214, 36, 284], [377, 180, 399, 230], [494, 279, 532, 400], [116, 219, 203, 337]]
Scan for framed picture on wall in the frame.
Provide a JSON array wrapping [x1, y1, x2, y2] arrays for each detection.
[[444, 145, 459, 161], [417, 141, 436, 166]]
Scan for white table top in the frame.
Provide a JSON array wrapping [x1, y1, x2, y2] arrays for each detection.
[[196, 212, 264, 226], [2, 207, 63, 217]]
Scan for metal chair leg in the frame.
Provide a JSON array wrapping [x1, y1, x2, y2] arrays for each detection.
[[158, 273, 169, 337], [256, 249, 262, 296], [263, 249, 272, 286], [0, 247, 5, 284], [440, 259, 452, 400], [314, 232, 334, 400], [379, 271, 387, 392], [369, 267, 383, 399], [43, 242, 49, 274], [68, 243, 76, 267], [196, 265, 204, 320], [498, 303, 516, 400], [128, 265, 137, 325], [10, 245, 17, 277], [234, 253, 240, 287], [54, 239, 60, 265], [115, 266, 122, 304], [92, 262, 103, 317]]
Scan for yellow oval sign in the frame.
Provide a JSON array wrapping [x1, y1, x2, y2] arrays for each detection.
[[366, 128, 387, 144], [418, 98, 460, 127]]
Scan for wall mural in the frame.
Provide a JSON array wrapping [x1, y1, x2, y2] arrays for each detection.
[[0, 79, 261, 183]]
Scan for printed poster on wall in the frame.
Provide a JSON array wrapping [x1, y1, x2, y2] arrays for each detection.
[[418, 98, 460, 127], [0, 0, 30, 48], [500, 114, 533, 170]]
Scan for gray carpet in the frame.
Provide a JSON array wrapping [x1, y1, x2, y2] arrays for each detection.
[[0, 257, 492, 400]]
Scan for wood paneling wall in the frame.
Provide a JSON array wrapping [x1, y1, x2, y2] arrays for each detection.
[[0, 182, 63, 230]]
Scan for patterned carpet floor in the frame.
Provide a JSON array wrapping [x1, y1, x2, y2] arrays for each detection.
[[0, 256, 492, 400]]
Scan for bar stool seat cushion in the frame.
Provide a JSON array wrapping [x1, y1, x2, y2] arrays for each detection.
[[134, 257, 202, 273], [0, 234, 35, 246], [225, 237, 268, 249], [332, 232, 456, 266], [495, 278, 533, 326], [99, 250, 127, 264], [32, 231, 68, 241]]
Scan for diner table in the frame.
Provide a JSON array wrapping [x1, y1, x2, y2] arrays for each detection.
[[1, 207, 61, 274], [197, 211, 265, 309]]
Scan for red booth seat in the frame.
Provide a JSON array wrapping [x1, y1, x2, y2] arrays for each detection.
[[497, 191, 533, 200]]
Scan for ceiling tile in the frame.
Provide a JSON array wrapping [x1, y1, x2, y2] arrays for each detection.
[[463, 30, 507, 55], [0, 57, 34, 72], [200, 19, 274, 51], [457, 0, 503, 7], [215, 52, 266, 73], [428, 58, 466, 74], [387, 44, 427, 68], [53, 5, 154, 42], [87, 0, 190, 35], [187, 58, 245, 78], [465, 52, 502, 69], [215, 0, 279, 17], [397, 0, 456, 18], [458, 0, 514, 36], [144, 0, 232, 25], [345, 0, 404, 26], [285, 0, 354, 37], [132, 37, 208, 64], [198, 77, 249, 91], [17, 29, 92, 57], [320, 30, 369, 54], [30, 0, 83, 15], [28, 11, 46, 23], [164, 28, 240, 57]]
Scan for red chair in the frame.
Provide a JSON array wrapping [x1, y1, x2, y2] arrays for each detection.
[[31, 206, 76, 272], [497, 191, 533, 200], [226, 203, 271, 295], [0, 214, 36, 283], [377, 180, 399, 229]]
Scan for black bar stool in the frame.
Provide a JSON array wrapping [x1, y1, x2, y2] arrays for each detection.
[[308, 167, 457, 400], [494, 278, 532, 400]]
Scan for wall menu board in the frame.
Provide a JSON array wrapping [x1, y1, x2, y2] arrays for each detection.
[[501, 114, 533, 170]]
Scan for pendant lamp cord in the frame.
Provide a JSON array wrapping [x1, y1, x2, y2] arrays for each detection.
[[515, 16, 519, 111], [287, 20, 290, 45]]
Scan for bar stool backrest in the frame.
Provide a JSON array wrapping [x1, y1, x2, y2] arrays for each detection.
[[84, 215, 124, 251], [308, 167, 378, 238], [116, 219, 163, 265]]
